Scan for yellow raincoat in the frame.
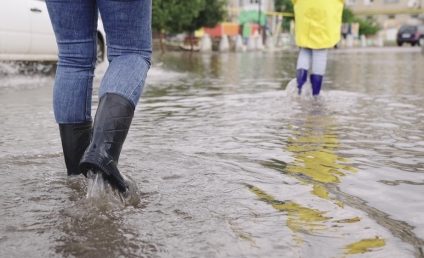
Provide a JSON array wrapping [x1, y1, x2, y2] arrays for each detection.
[[293, 0, 344, 49]]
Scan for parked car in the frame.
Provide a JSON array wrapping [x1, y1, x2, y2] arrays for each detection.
[[0, 0, 106, 63], [396, 25, 424, 47]]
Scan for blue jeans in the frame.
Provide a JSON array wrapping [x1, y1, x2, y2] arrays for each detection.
[[46, 0, 152, 124], [296, 48, 328, 76]]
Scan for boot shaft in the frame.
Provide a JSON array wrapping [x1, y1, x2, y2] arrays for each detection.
[[296, 69, 308, 95], [80, 93, 135, 193], [91, 93, 135, 162], [310, 74, 324, 96], [59, 122, 92, 175]]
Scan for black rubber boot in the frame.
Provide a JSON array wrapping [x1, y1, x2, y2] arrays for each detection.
[[79, 93, 134, 193], [296, 69, 308, 95], [59, 122, 92, 176], [310, 74, 324, 96]]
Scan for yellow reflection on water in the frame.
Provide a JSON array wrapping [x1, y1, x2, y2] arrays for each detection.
[[255, 109, 387, 254], [287, 115, 356, 186], [248, 185, 329, 233], [344, 237, 386, 254], [312, 184, 329, 199]]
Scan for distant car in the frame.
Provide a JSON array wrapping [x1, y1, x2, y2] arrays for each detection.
[[0, 0, 106, 63], [396, 25, 424, 47]]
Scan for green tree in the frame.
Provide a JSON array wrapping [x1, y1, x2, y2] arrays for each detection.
[[356, 18, 380, 36], [274, 0, 293, 32], [342, 7, 355, 23], [152, 0, 168, 51], [342, 7, 380, 36], [183, 0, 227, 49], [152, 0, 204, 51], [165, 0, 205, 33], [185, 0, 226, 32], [152, 0, 227, 51], [275, 0, 293, 12]]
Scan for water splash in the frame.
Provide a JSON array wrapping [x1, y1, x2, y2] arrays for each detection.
[[0, 61, 55, 76], [285, 78, 326, 102], [86, 171, 141, 207], [0, 61, 55, 92]]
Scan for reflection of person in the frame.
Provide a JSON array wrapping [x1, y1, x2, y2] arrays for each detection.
[[293, 0, 343, 96], [46, 0, 152, 193]]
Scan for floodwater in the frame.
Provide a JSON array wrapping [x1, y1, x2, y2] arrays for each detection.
[[1, 48, 424, 258]]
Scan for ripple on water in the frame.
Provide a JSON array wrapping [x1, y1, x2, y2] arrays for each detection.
[[1, 51, 424, 257]]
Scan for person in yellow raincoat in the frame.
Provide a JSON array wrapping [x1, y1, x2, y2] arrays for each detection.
[[293, 0, 344, 96]]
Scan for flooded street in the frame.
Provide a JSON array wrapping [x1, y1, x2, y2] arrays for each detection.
[[1, 48, 424, 257]]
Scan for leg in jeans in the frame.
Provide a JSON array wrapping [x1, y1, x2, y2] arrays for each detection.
[[80, 0, 152, 193], [310, 49, 328, 96], [311, 49, 328, 76], [296, 48, 312, 94], [46, 0, 97, 175], [98, 0, 152, 105]]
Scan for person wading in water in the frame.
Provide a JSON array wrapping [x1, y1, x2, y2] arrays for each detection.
[[46, 0, 152, 193], [293, 0, 344, 96]]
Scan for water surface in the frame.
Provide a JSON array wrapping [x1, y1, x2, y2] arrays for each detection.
[[1, 48, 423, 257]]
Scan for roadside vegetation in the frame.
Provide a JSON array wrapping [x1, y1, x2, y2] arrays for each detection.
[[152, 0, 227, 51]]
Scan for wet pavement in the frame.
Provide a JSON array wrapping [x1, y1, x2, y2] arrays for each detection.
[[1, 48, 424, 257]]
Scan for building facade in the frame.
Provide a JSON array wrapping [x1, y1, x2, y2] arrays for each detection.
[[227, 0, 275, 23], [346, 0, 423, 26], [346, 0, 424, 40], [228, 0, 274, 12]]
